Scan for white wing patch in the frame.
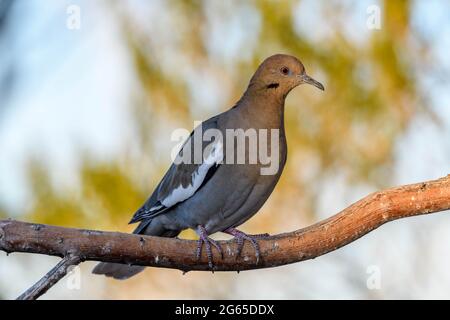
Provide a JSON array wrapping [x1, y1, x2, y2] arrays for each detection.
[[161, 141, 223, 207], [147, 204, 163, 212]]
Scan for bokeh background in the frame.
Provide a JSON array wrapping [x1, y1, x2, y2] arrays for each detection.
[[0, 0, 449, 299]]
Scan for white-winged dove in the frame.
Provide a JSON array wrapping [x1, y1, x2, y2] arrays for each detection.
[[93, 54, 324, 279]]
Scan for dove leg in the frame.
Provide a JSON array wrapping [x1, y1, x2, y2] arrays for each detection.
[[196, 225, 223, 269], [223, 228, 270, 264]]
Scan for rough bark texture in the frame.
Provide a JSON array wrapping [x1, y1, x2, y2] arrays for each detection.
[[1, 175, 450, 299]]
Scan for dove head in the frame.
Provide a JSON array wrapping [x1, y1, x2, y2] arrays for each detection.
[[247, 54, 324, 97]]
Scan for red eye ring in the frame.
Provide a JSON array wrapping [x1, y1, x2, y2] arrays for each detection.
[[280, 66, 289, 75]]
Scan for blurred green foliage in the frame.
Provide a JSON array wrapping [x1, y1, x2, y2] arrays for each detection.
[[0, 0, 441, 300], [21, 0, 427, 238]]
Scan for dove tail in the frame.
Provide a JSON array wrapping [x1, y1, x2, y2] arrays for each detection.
[[92, 262, 145, 280], [92, 219, 181, 280]]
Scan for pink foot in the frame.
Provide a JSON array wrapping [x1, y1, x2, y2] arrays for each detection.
[[224, 228, 269, 264], [196, 225, 223, 269]]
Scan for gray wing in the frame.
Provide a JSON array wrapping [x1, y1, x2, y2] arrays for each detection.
[[129, 115, 223, 225]]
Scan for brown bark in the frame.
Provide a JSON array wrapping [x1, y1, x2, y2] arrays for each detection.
[[1, 175, 450, 299]]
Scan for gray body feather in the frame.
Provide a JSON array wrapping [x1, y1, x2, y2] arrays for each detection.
[[91, 53, 323, 280], [92, 106, 286, 280]]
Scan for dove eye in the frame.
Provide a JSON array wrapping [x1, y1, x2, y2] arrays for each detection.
[[280, 67, 290, 75]]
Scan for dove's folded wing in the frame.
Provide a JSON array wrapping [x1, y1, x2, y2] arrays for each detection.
[[129, 117, 223, 228]]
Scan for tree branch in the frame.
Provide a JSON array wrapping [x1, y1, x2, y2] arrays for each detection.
[[16, 255, 81, 300], [1, 175, 450, 299]]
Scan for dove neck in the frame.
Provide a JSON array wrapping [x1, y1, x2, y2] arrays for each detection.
[[237, 89, 286, 129]]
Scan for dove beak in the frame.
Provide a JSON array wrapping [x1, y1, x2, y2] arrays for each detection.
[[299, 73, 325, 91]]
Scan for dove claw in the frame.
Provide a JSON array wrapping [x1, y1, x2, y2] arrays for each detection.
[[224, 228, 269, 264], [196, 225, 222, 269]]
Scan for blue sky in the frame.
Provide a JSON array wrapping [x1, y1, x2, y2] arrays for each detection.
[[0, 0, 449, 215], [0, 0, 450, 300]]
